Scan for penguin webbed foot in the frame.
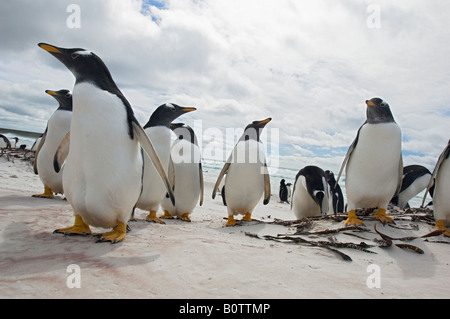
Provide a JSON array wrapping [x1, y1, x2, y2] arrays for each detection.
[[146, 211, 166, 224], [435, 220, 450, 237], [160, 211, 175, 220], [374, 209, 395, 225], [54, 215, 92, 236], [345, 210, 365, 226], [179, 213, 191, 222], [32, 187, 55, 199], [96, 221, 127, 244]]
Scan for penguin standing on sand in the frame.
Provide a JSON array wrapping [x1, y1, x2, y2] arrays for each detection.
[[291, 166, 329, 219], [160, 123, 204, 222], [325, 170, 344, 214], [391, 165, 432, 208], [33, 89, 72, 199], [279, 179, 289, 203], [0, 134, 11, 149], [422, 140, 450, 236], [136, 104, 197, 223], [336, 98, 403, 226], [212, 118, 272, 226], [39, 43, 174, 243]]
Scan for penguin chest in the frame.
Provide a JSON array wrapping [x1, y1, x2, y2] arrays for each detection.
[[138, 127, 172, 210], [346, 123, 401, 208], [37, 110, 71, 191], [292, 176, 321, 218], [225, 140, 265, 214], [63, 83, 142, 227], [434, 159, 450, 220]]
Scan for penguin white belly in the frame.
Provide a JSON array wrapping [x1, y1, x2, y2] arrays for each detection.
[[63, 83, 142, 228], [225, 140, 265, 216], [36, 110, 71, 194], [163, 140, 202, 216], [397, 174, 431, 208], [292, 176, 321, 219], [433, 159, 450, 222], [137, 127, 171, 211], [346, 123, 401, 210]]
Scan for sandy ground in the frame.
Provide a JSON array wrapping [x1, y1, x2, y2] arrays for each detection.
[[1, 152, 450, 299]]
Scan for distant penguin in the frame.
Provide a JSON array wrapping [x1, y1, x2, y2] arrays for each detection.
[[391, 165, 432, 209], [0, 134, 11, 149], [286, 183, 292, 201], [279, 179, 289, 203], [336, 98, 403, 226], [212, 118, 271, 226], [291, 166, 329, 219], [39, 43, 174, 243], [422, 140, 450, 236], [325, 170, 344, 215], [136, 104, 196, 223], [31, 135, 43, 152], [10, 137, 19, 148], [32, 89, 72, 199], [160, 123, 204, 222]]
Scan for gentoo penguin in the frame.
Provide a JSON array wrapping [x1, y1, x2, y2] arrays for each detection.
[[32, 89, 72, 199], [212, 118, 271, 226], [391, 165, 432, 208], [325, 170, 344, 214], [136, 104, 196, 223], [0, 134, 11, 149], [39, 43, 174, 243], [286, 183, 292, 201], [279, 179, 289, 203], [291, 166, 329, 219], [336, 98, 403, 226], [10, 137, 19, 148], [422, 140, 450, 236], [160, 123, 204, 222], [31, 135, 43, 151]]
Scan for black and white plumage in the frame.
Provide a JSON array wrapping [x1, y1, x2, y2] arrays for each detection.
[[39, 43, 174, 243], [422, 140, 450, 236], [325, 170, 344, 215], [336, 98, 403, 226], [291, 166, 329, 219], [212, 118, 272, 226], [33, 89, 72, 199], [160, 123, 204, 222], [136, 103, 196, 223], [279, 179, 289, 203], [391, 165, 432, 209], [0, 134, 11, 149]]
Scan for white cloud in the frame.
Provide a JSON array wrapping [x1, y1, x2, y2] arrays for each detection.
[[0, 0, 449, 171]]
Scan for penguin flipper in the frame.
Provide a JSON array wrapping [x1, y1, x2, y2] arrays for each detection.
[[132, 121, 175, 206], [263, 162, 271, 205], [212, 161, 230, 200], [33, 127, 48, 175], [53, 131, 70, 173], [168, 156, 176, 192], [335, 125, 362, 186], [394, 154, 403, 197], [199, 162, 204, 206]]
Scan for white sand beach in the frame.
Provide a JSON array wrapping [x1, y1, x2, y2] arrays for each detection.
[[1, 151, 450, 299]]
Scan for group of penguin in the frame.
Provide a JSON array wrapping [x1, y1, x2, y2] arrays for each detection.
[[31, 42, 449, 244]]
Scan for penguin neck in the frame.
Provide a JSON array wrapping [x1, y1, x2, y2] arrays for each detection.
[[240, 127, 262, 142], [366, 108, 396, 124]]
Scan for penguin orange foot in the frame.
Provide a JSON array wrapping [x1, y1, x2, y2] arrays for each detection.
[[242, 212, 253, 222], [373, 208, 394, 225], [179, 213, 191, 222], [345, 210, 365, 226], [97, 221, 127, 244], [226, 215, 237, 227], [54, 215, 91, 236], [33, 186, 55, 199], [435, 220, 450, 237], [160, 210, 175, 219], [146, 211, 165, 224]]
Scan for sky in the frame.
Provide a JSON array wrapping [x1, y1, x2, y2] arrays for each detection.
[[0, 0, 449, 173]]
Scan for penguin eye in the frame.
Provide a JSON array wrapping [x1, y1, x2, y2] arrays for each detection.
[[71, 53, 79, 59], [65, 93, 71, 98]]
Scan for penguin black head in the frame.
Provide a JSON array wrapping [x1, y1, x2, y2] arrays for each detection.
[[38, 43, 116, 90], [365, 97, 395, 124], [45, 89, 73, 112], [170, 122, 198, 145], [144, 103, 196, 129], [241, 118, 272, 142]]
